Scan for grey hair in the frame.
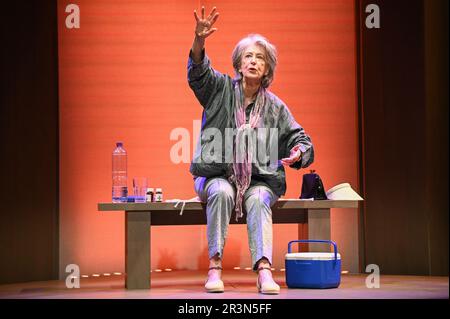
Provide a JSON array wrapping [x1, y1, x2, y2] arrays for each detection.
[[232, 34, 278, 88]]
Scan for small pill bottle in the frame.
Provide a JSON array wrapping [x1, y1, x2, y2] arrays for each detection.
[[154, 188, 163, 202], [146, 188, 154, 202]]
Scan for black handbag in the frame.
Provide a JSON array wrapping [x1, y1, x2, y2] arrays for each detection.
[[299, 170, 328, 200]]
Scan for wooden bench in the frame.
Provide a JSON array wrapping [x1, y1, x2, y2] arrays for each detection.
[[98, 199, 360, 289]]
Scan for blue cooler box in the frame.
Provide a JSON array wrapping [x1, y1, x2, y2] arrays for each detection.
[[285, 240, 341, 289]]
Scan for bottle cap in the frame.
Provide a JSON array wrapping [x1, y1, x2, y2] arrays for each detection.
[[116, 142, 123, 147], [156, 188, 162, 192], [147, 187, 154, 192]]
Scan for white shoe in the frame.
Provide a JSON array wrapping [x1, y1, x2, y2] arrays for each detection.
[[205, 266, 224, 293], [256, 267, 280, 295]]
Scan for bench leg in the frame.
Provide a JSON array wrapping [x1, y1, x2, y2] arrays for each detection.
[[307, 209, 331, 252], [125, 211, 151, 289]]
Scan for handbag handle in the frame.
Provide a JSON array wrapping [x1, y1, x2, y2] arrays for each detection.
[[287, 239, 338, 261]]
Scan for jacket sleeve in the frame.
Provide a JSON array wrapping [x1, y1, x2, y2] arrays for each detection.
[[187, 49, 227, 110], [278, 104, 314, 170]]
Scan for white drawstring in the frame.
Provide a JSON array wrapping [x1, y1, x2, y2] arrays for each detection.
[[174, 200, 186, 216], [165, 197, 201, 216]]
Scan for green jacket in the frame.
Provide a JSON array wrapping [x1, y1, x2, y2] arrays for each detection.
[[187, 51, 314, 196]]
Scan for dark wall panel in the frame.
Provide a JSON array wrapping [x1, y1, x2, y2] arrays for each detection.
[[359, 0, 448, 275], [424, 0, 449, 276], [0, 1, 59, 284]]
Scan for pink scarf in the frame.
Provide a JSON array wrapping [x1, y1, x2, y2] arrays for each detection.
[[229, 81, 266, 221]]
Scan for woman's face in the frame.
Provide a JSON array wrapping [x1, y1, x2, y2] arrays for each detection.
[[239, 43, 268, 84]]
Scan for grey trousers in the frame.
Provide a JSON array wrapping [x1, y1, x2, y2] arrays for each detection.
[[194, 176, 279, 270]]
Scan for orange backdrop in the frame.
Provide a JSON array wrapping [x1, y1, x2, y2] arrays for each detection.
[[58, 0, 359, 277]]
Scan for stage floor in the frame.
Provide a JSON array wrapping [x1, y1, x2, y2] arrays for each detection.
[[0, 270, 447, 299]]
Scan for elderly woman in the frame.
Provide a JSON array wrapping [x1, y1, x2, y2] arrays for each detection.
[[188, 7, 314, 294]]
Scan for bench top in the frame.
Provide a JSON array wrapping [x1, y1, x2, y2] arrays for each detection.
[[98, 199, 360, 212]]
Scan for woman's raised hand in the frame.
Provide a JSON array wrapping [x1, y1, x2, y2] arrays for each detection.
[[194, 6, 219, 39]]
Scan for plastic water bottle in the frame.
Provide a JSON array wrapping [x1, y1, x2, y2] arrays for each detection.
[[112, 142, 128, 202]]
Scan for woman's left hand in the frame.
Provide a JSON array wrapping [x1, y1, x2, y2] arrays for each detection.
[[281, 144, 302, 166]]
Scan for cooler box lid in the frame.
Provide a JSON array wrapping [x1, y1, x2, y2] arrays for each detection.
[[285, 252, 341, 261]]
